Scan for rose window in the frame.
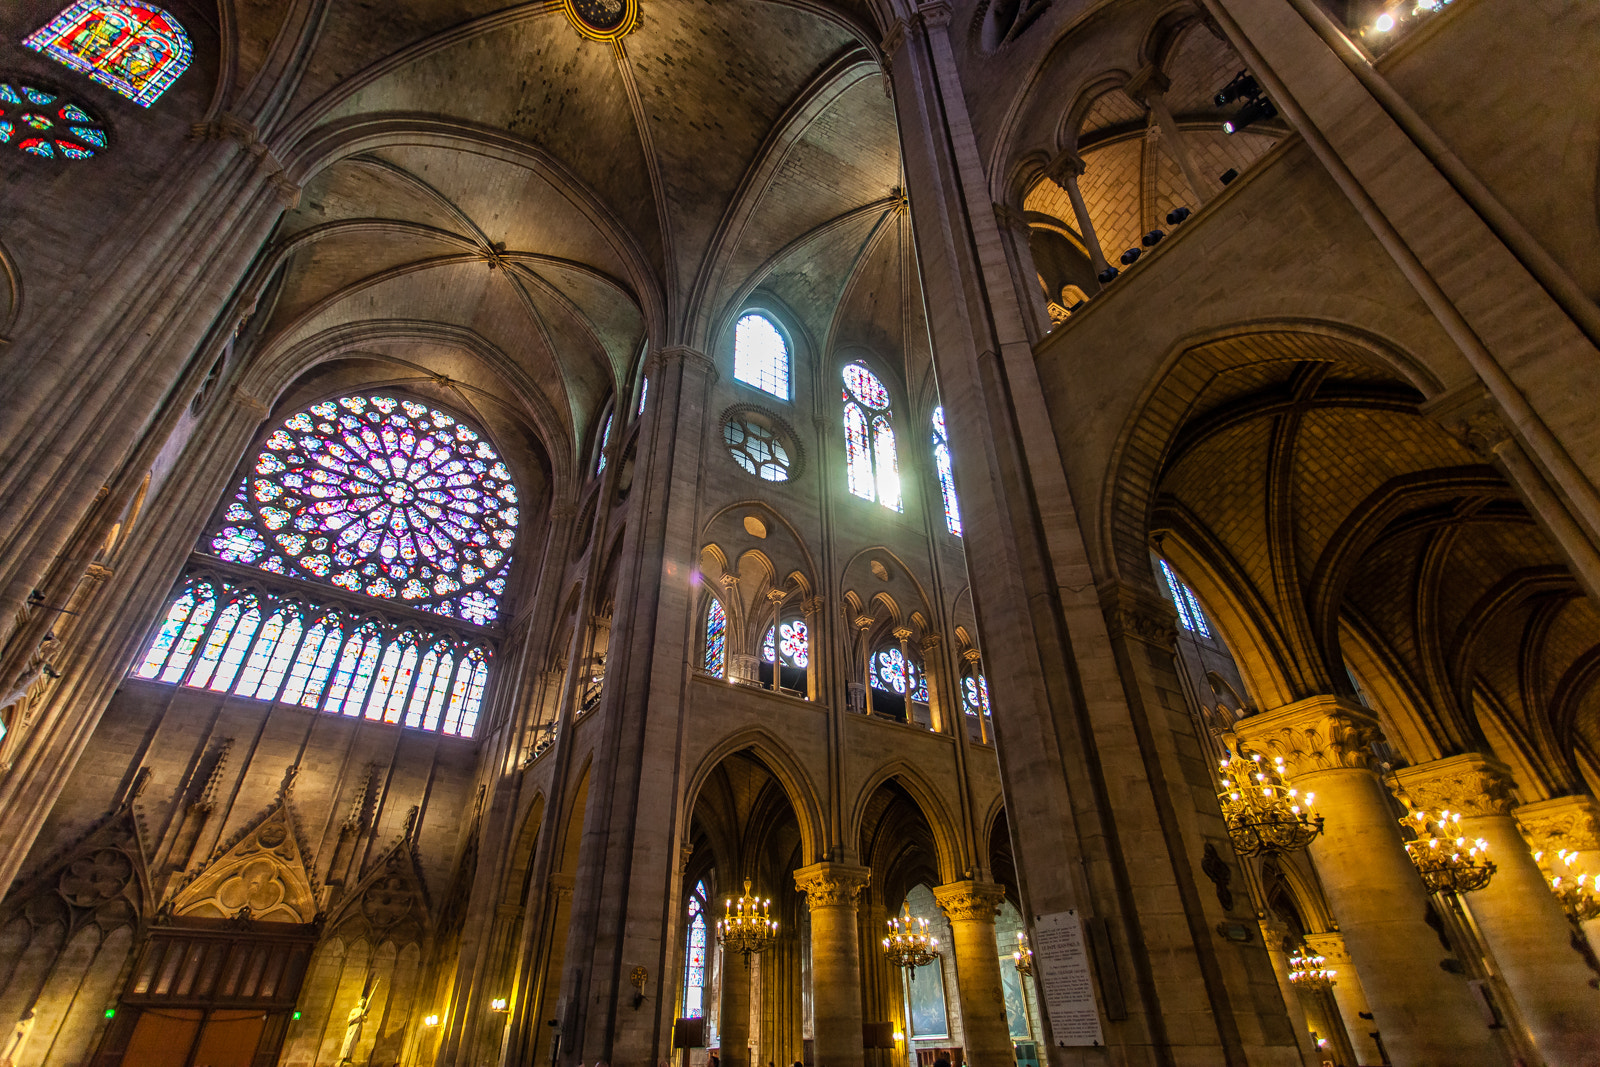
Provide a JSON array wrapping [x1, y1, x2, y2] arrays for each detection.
[[211, 395, 518, 625], [0, 81, 106, 159]]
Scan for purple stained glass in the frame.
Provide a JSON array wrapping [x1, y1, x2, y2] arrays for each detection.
[[208, 395, 518, 623], [704, 599, 727, 677], [932, 406, 962, 536], [842, 363, 890, 410]]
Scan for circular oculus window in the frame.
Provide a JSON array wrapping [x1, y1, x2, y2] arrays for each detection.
[[0, 81, 106, 159], [724, 413, 797, 483]]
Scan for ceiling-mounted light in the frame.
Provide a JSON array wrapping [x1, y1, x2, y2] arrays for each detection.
[[1097, 266, 1120, 284], [1374, 12, 1396, 31], [1224, 97, 1277, 135], [1119, 248, 1142, 265], [1166, 207, 1191, 226], [1214, 71, 1259, 108], [1142, 229, 1165, 247], [1219, 169, 1239, 186]]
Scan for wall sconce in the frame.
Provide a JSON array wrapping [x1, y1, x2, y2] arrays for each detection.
[[423, 1014, 441, 1027], [893, 1028, 905, 1043], [490, 998, 509, 1013]]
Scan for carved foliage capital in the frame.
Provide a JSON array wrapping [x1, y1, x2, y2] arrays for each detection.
[[1100, 581, 1178, 649], [1514, 795, 1600, 854], [932, 879, 1006, 924], [1300, 931, 1352, 967], [793, 863, 870, 909], [1389, 754, 1516, 818], [1232, 697, 1382, 778]]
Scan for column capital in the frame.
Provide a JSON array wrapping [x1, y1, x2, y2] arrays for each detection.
[[801, 595, 826, 617], [1514, 794, 1600, 854], [1042, 148, 1087, 184], [1257, 916, 1293, 953], [892, 626, 914, 642], [794, 862, 870, 908], [651, 344, 718, 379], [1300, 930, 1353, 967], [932, 879, 1007, 923], [920, 632, 943, 654], [1099, 580, 1179, 649], [1388, 752, 1517, 818], [1123, 65, 1172, 102], [1231, 695, 1382, 777]]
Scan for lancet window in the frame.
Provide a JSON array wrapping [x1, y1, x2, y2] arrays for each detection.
[[1158, 558, 1211, 638], [842, 363, 900, 511], [733, 312, 790, 400], [135, 574, 490, 736], [131, 393, 516, 738], [683, 881, 709, 1018], [703, 599, 728, 677], [932, 406, 962, 536], [25, 2, 192, 107], [637, 377, 649, 417], [596, 410, 614, 475]]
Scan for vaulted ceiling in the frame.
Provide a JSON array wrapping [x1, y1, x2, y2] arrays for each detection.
[[231, 0, 908, 487]]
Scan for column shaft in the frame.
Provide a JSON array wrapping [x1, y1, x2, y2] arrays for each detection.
[[1236, 700, 1504, 1065], [1300, 932, 1382, 1067], [1257, 920, 1316, 1066], [932, 882, 1009, 1067], [796, 864, 870, 1067], [721, 949, 752, 1067]]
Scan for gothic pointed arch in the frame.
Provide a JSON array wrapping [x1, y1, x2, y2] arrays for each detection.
[[169, 777, 318, 923], [329, 821, 433, 947]]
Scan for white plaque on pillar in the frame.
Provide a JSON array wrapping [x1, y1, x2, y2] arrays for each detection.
[[1033, 909, 1104, 1047]]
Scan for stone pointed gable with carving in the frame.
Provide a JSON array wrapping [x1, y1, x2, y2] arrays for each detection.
[[331, 827, 433, 947], [169, 796, 318, 923], [1, 804, 150, 936]]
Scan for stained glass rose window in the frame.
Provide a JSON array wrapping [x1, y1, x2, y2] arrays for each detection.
[[211, 395, 517, 625]]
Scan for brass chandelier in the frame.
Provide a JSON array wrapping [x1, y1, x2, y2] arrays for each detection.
[[883, 904, 940, 971], [1287, 950, 1336, 992], [1011, 932, 1033, 977], [1402, 810, 1495, 894], [1217, 748, 1323, 857], [1544, 850, 1600, 921], [717, 880, 778, 961]]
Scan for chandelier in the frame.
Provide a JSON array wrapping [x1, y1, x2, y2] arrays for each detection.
[[1402, 810, 1495, 894], [1544, 850, 1600, 921], [1217, 748, 1323, 856], [1287, 950, 1336, 992], [717, 880, 777, 961], [883, 904, 940, 971], [1012, 932, 1033, 977]]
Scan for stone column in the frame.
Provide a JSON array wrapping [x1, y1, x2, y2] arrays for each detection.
[[1257, 918, 1317, 1066], [1041, 152, 1110, 279], [1393, 754, 1600, 1067], [1515, 794, 1600, 953], [1301, 931, 1382, 1067], [1126, 67, 1219, 206], [721, 944, 753, 1067], [795, 863, 870, 1067], [1233, 697, 1503, 1065], [801, 596, 825, 703], [932, 881, 1010, 1067]]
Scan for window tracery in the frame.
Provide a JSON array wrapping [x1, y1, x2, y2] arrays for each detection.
[[24, 1, 192, 107], [209, 395, 517, 625], [734, 312, 790, 400], [1159, 559, 1211, 638], [761, 618, 809, 695], [0, 82, 105, 159], [932, 406, 962, 536], [683, 880, 709, 1017], [962, 674, 991, 717], [842, 363, 900, 511], [704, 599, 727, 678], [135, 574, 490, 736]]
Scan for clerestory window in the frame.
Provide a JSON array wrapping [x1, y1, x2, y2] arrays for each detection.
[[842, 363, 900, 512], [25, 2, 192, 107], [932, 406, 962, 535], [734, 312, 790, 400]]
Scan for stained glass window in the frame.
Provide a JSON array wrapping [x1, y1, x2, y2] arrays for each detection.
[[208, 395, 517, 625], [25, 2, 192, 107], [1159, 559, 1211, 638], [596, 411, 613, 475], [763, 620, 810, 667], [0, 83, 105, 159], [843, 363, 900, 511], [963, 674, 991, 717], [872, 648, 928, 702], [683, 881, 709, 1017], [704, 599, 727, 677], [133, 574, 490, 737], [932, 407, 962, 536], [637, 377, 649, 417], [734, 313, 789, 400]]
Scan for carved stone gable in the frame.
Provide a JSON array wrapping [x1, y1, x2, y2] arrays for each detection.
[[333, 836, 433, 946], [1, 807, 149, 936], [169, 802, 318, 923]]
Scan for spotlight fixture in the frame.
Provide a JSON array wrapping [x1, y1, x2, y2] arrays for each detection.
[[1166, 207, 1191, 226], [490, 997, 510, 1013], [1141, 229, 1165, 247], [1219, 169, 1239, 186], [1214, 71, 1259, 108], [1097, 266, 1120, 284], [1374, 12, 1395, 31], [1119, 248, 1142, 265], [1224, 97, 1278, 135], [1065, 300, 1086, 314]]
